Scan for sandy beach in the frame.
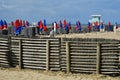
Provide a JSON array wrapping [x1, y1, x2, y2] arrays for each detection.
[[0, 68, 120, 80], [56, 31, 120, 40]]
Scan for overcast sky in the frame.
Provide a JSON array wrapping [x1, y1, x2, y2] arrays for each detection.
[[0, 0, 120, 24]]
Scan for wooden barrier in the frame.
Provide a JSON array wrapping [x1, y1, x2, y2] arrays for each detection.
[[0, 37, 9, 67], [0, 36, 119, 75]]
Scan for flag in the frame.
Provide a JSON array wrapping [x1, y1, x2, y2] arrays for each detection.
[[0, 20, 4, 30], [43, 19, 47, 31]]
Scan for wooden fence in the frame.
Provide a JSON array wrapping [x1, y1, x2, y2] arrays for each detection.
[[0, 36, 120, 75], [61, 38, 120, 75]]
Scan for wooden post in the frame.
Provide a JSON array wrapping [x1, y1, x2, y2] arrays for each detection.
[[66, 42, 70, 73], [8, 36, 12, 67], [19, 39, 22, 69], [46, 40, 50, 71], [96, 43, 101, 74]]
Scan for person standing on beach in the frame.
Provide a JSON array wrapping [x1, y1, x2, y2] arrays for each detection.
[[100, 22, 105, 32], [108, 21, 112, 31], [113, 22, 118, 33], [94, 21, 99, 32], [54, 21, 57, 35]]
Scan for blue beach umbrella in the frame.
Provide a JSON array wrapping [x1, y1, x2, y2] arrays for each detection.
[[0, 20, 4, 29]]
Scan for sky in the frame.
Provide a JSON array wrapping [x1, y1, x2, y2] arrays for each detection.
[[0, 0, 120, 24]]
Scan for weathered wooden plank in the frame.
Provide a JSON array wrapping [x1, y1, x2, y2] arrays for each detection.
[[70, 70, 95, 73], [22, 55, 46, 58], [23, 60, 46, 64], [23, 57, 46, 60], [71, 61, 96, 64], [22, 52, 46, 55], [22, 40, 46, 43], [22, 46, 46, 49], [70, 53, 96, 56], [23, 66, 46, 70], [70, 59, 97, 62], [22, 49, 46, 52], [70, 50, 96, 52]]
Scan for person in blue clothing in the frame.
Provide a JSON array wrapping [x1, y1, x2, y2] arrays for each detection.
[[100, 22, 105, 32]]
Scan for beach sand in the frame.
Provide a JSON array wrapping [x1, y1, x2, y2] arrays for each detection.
[[0, 68, 120, 80], [56, 32, 120, 40]]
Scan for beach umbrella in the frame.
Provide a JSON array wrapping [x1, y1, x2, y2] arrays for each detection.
[[43, 19, 47, 31], [75, 20, 82, 31], [3, 20, 7, 29], [11, 21, 14, 26], [22, 20, 26, 27], [20, 20, 23, 26], [39, 20, 43, 32], [76, 21, 78, 30], [64, 20, 67, 27], [26, 21, 29, 27], [38, 21, 40, 26], [15, 19, 20, 28], [108, 21, 111, 31], [68, 22, 71, 30], [60, 20, 62, 28], [56, 22, 59, 29], [0, 20, 4, 30]]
